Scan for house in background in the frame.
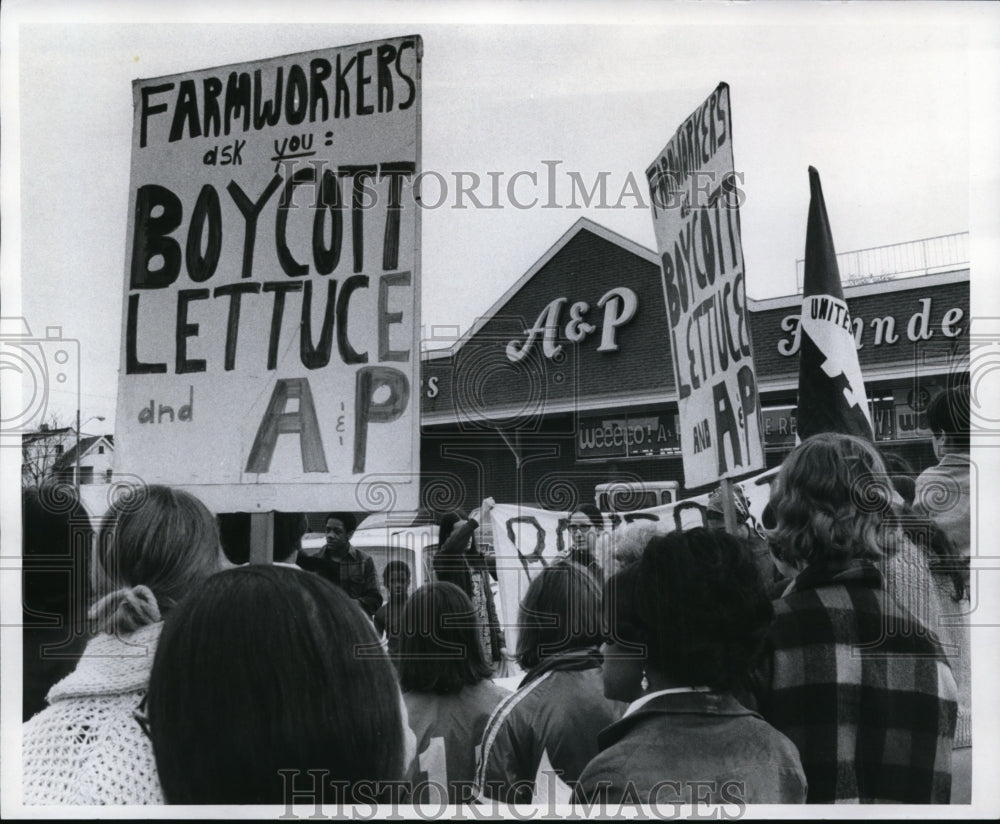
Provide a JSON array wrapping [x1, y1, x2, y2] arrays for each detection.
[[48, 435, 115, 486]]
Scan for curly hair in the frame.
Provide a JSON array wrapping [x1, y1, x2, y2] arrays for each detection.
[[326, 511, 357, 534], [768, 432, 892, 567], [606, 528, 774, 691], [610, 519, 661, 572]]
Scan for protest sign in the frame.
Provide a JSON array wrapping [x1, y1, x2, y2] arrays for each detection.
[[646, 83, 765, 489], [114, 37, 422, 513]]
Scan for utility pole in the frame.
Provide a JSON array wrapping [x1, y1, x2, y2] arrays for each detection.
[[75, 412, 105, 491]]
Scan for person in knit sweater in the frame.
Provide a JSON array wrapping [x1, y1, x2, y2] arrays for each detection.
[[21, 485, 226, 805], [890, 511, 973, 803]]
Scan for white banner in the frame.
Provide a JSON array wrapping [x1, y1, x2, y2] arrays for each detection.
[[114, 37, 423, 513], [489, 467, 777, 654]]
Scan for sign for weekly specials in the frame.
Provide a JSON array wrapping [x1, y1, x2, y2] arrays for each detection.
[[646, 82, 765, 488], [575, 412, 680, 459], [114, 38, 423, 512]]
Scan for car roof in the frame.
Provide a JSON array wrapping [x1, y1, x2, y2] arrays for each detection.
[[355, 510, 439, 531]]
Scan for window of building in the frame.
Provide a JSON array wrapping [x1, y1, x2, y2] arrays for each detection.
[[79, 466, 94, 485], [98, 445, 105, 454]]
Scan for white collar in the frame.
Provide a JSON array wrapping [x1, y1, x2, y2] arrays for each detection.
[[48, 621, 163, 701], [623, 685, 711, 718]]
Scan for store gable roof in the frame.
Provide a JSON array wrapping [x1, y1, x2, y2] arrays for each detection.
[[423, 217, 660, 361]]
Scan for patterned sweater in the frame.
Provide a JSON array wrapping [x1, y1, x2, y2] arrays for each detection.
[[22, 622, 164, 805]]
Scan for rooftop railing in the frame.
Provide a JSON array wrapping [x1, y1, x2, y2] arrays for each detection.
[[795, 231, 968, 292]]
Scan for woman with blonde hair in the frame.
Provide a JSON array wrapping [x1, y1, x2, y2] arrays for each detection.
[[752, 432, 958, 803], [22, 484, 224, 805]]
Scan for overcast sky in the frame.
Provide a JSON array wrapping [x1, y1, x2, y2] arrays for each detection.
[[3, 0, 998, 433]]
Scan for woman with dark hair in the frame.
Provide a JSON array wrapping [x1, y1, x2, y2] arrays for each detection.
[[22, 484, 225, 804], [574, 528, 806, 805], [754, 432, 959, 803], [474, 561, 622, 804], [565, 503, 605, 579], [147, 565, 414, 804], [397, 582, 510, 804], [433, 497, 505, 670]]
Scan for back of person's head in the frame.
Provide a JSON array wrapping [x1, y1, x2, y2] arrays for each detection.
[[91, 485, 221, 634], [515, 560, 602, 670], [611, 519, 660, 572], [397, 581, 493, 694], [438, 510, 468, 547], [22, 483, 94, 617], [273, 512, 308, 563], [326, 511, 357, 536], [570, 503, 604, 530], [605, 528, 773, 691], [148, 565, 405, 804], [768, 432, 891, 567], [927, 385, 971, 452]]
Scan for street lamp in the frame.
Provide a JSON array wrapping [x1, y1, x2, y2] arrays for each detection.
[[75, 412, 106, 491]]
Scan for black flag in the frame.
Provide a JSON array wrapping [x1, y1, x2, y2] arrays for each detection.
[[796, 167, 873, 441]]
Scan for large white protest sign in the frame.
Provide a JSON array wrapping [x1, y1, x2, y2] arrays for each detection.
[[646, 83, 765, 489], [114, 37, 422, 512]]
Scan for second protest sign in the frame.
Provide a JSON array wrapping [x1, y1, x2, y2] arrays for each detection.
[[646, 82, 765, 488]]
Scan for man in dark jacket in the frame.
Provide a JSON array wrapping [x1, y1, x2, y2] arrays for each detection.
[[298, 512, 382, 617]]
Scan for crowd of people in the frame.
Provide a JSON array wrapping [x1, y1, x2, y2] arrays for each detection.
[[20, 386, 972, 808]]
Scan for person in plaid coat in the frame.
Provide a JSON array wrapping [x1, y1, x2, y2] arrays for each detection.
[[751, 433, 958, 804]]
